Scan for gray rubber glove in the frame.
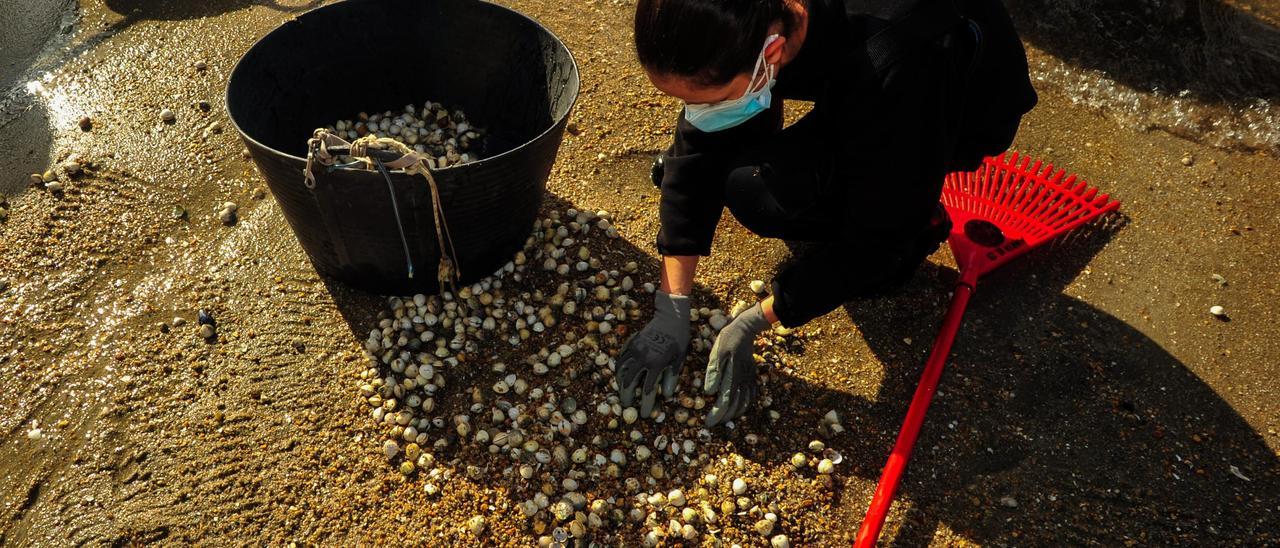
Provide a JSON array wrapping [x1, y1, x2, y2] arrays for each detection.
[[617, 291, 691, 417], [704, 302, 772, 426]]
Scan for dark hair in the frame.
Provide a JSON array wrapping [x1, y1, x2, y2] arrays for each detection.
[[635, 0, 798, 87]]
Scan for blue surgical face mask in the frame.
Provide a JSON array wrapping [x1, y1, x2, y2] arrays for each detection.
[[683, 34, 781, 133]]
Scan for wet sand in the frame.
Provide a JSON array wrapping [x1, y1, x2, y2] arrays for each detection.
[[1, 0, 1277, 545]]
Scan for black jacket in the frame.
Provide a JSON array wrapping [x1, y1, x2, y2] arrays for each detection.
[[655, 0, 1037, 257]]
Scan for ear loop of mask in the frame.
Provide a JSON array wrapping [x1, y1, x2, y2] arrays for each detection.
[[744, 34, 782, 96]]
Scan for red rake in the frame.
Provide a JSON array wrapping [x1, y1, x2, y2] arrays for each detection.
[[854, 152, 1121, 546]]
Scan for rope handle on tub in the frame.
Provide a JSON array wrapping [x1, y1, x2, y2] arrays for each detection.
[[305, 128, 462, 292]]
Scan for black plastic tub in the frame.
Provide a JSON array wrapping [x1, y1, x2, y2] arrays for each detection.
[[226, 0, 579, 295]]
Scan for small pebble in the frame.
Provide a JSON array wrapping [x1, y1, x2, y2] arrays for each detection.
[[160, 108, 176, 123], [199, 323, 216, 339], [45, 181, 64, 193], [27, 427, 43, 440], [1180, 154, 1194, 167], [1209, 305, 1226, 318], [817, 458, 834, 474], [552, 500, 573, 521], [749, 280, 766, 294], [668, 489, 686, 507], [709, 314, 728, 331], [78, 116, 92, 131], [754, 518, 775, 536], [732, 478, 747, 495], [771, 534, 790, 548], [1000, 496, 1018, 508], [467, 515, 486, 536]]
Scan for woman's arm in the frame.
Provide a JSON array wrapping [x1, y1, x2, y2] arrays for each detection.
[[659, 255, 699, 295], [662, 255, 779, 323], [760, 295, 779, 324]]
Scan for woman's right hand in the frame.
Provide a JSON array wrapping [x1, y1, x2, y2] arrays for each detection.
[[617, 291, 692, 417]]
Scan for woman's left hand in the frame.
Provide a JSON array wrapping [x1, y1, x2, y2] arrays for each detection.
[[704, 302, 773, 426]]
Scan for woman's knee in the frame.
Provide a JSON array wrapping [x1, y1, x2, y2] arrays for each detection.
[[725, 165, 766, 208], [725, 164, 787, 237]]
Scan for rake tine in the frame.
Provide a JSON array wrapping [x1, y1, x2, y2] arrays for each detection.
[[979, 165, 995, 214], [1045, 194, 1079, 232], [1044, 203, 1086, 231], [1015, 170, 1045, 211], [1001, 162, 1022, 208], [1023, 181, 1057, 225], [987, 156, 1006, 200], [1054, 170, 1071, 188], [1039, 161, 1056, 182], [978, 160, 995, 203], [1022, 162, 1046, 199]]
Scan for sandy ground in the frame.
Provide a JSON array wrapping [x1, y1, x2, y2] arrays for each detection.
[[1, 0, 1278, 545]]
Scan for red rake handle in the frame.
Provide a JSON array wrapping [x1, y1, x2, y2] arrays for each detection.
[[855, 281, 975, 547]]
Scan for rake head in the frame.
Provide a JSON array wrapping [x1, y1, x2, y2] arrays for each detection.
[[941, 152, 1121, 285]]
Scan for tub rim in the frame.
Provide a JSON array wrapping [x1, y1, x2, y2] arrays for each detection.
[[223, 0, 581, 173]]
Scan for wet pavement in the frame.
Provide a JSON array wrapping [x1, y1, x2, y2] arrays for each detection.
[[1, 0, 1277, 545]]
